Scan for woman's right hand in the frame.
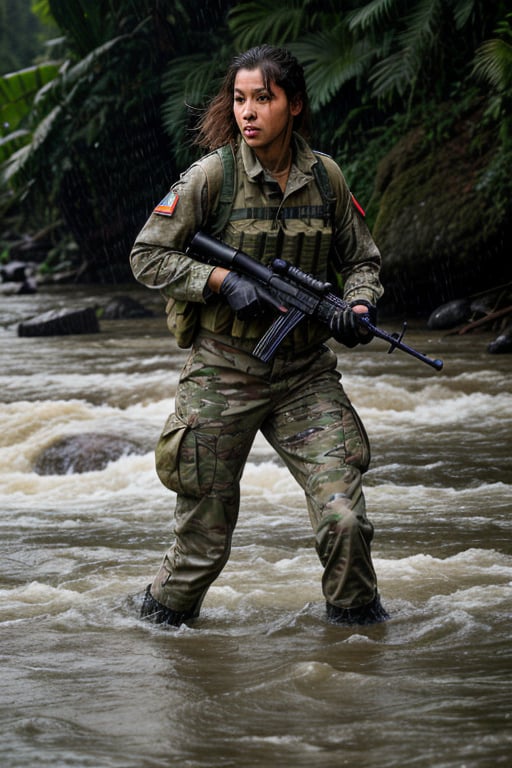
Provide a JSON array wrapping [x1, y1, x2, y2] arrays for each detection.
[[219, 272, 286, 320]]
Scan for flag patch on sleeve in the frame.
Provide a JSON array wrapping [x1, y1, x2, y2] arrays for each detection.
[[154, 191, 179, 216]]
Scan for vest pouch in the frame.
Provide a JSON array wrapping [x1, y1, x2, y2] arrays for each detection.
[[165, 296, 199, 348], [155, 413, 188, 492]]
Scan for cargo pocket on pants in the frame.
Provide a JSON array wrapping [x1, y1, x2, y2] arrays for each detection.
[[341, 398, 371, 472], [155, 413, 189, 493], [155, 413, 220, 496]]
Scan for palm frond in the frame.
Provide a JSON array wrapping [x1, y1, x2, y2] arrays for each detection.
[[58, 34, 132, 90], [161, 53, 228, 168], [369, 49, 417, 99], [0, 129, 31, 165], [161, 54, 221, 125], [0, 143, 33, 186], [0, 64, 60, 130], [29, 34, 132, 126], [29, 105, 63, 153], [48, 0, 115, 54], [228, 0, 311, 49], [347, 0, 401, 32], [367, 0, 443, 101], [451, 0, 478, 30], [292, 32, 373, 110], [397, 0, 443, 50], [473, 38, 512, 91]]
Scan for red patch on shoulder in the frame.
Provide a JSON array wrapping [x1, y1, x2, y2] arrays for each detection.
[[351, 193, 366, 218]]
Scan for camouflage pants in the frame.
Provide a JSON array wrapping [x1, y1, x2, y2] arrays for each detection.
[[151, 331, 379, 616]]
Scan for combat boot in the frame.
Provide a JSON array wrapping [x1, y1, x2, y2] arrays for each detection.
[[140, 584, 195, 627], [326, 594, 390, 625]]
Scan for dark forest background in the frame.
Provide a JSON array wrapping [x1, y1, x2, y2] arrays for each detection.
[[1, 1, 511, 315]]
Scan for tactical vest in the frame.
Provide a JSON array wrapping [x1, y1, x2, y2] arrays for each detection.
[[193, 142, 339, 348]]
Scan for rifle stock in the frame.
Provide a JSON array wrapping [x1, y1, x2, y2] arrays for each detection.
[[187, 231, 443, 371]]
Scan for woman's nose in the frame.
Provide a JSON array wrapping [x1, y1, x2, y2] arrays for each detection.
[[242, 99, 256, 119]]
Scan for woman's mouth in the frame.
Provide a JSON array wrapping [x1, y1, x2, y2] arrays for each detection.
[[244, 126, 259, 138]]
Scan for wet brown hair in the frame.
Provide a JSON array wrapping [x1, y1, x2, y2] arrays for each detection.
[[194, 44, 311, 150]]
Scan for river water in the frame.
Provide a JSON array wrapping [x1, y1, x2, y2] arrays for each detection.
[[1, 284, 511, 768]]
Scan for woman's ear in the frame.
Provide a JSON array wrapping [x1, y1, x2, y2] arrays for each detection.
[[290, 95, 303, 117]]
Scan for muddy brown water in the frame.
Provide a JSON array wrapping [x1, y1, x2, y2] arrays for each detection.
[[1, 285, 511, 767]]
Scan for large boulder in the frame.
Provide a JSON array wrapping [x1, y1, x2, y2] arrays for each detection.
[[427, 298, 471, 329], [33, 433, 146, 475]]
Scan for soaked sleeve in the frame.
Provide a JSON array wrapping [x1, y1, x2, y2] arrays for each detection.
[[129, 161, 218, 303], [324, 157, 384, 305]]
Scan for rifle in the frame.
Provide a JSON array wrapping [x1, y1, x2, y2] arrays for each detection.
[[187, 231, 443, 371]]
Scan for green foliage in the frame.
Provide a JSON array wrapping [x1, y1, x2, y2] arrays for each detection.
[[347, 0, 399, 31], [161, 53, 226, 168], [291, 28, 371, 110], [1, 33, 144, 192], [228, 0, 311, 48], [1, 0, 510, 282], [158, 1, 236, 170], [349, 0, 489, 104], [0, 1, 175, 280], [0, 0, 56, 73], [471, 12, 512, 222], [473, 13, 512, 94], [0, 62, 59, 132]]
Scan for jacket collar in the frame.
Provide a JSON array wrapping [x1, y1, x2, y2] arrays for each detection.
[[238, 133, 318, 181]]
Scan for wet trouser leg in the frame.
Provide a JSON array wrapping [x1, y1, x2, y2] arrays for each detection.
[[149, 336, 266, 615], [149, 334, 379, 616], [261, 347, 378, 610]]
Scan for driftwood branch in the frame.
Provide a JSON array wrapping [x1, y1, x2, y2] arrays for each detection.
[[446, 305, 512, 336]]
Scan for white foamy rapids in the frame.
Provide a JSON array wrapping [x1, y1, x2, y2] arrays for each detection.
[[1, 345, 510, 643], [0, 367, 180, 407], [3, 540, 510, 637], [2, 401, 152, 478], [2, 441, 510, 630], [343, 369, 511, 432]]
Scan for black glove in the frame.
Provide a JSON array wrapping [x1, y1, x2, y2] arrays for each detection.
[[220, 272, 284, 321], [329, 300, 377, 347]]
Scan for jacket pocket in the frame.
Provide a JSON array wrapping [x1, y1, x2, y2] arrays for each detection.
[[165, 297, 200, 349]]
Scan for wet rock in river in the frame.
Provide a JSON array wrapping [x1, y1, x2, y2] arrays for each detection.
[[1, 259, 38, 295], [17, 307, 100, 337], [427, 298, 471, 329], [488, 324, 512, 354], [33, 433, 145, 475], [1, 259, 35, 283], [101, 295, 154, 319], [0, 278, 37, 295]]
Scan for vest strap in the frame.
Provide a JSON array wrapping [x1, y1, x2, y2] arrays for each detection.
[[207, 143, 337, 232], [229, 205, 332, 221]]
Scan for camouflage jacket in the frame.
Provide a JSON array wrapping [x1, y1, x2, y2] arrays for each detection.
[[130, 134, 383, 349]]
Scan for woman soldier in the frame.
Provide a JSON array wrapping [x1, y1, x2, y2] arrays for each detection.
[[130, 44, 389, 626]]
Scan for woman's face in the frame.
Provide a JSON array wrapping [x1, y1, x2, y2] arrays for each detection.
[[233, 67, 302, 161]]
